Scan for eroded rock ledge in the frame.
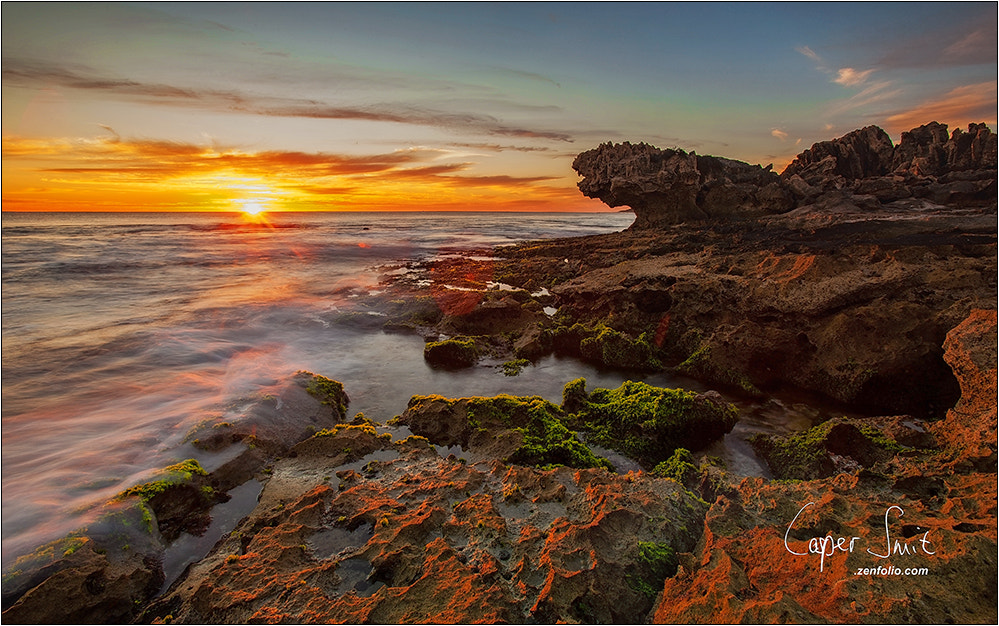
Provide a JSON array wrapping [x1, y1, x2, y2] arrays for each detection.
[[573, 122, 996, 228]]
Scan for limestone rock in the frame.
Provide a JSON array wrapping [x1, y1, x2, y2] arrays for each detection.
[[892, 121, 998, 176], [141, 435, 708, 624], [931, 308, 998, 468], [572, 142, 793, 227], [575, 122, 996, 229], [782, 125, 896, 184]]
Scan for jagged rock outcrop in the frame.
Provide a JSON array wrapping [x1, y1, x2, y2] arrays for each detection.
[[892, 121, 998, 175], [575, 123, 996, 228], [572, 142, 794, 227], [782, 124, 896, 181], [931, 308, 998, 468], [784, 122, 998, 206]]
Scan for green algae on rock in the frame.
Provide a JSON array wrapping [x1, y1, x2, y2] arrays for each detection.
[[749, 416, 914, 480], [563, 378, 739, 468], [0, 461, 221, 623], [303, 372, 350, 420], [651, 447, 699, 486], [398, 393, 613, 470], [114, 458, 223, 543], [628, 541, 679, 598], [500, 357, 531, 376], [551, 321, 664, 371], [423, 337, 480, 368]]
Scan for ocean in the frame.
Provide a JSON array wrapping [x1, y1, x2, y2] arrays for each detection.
[[2, 210, 654, 566]]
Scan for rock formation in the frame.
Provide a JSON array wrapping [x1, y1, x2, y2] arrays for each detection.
[[572, 142, 794, 227], [1, 372, 350, 624], [574, 122, 997, 228]]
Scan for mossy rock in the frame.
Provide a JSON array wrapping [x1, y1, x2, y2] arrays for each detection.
[[501, 358, 531, 376], [554, 322, 662, 370], [399, 393, 612, 471], [563, 379, 738, 468], [303, 373, 350, 420], [113, 459, 221, 542], [627, 541, 678, 598], [651, 448, 699, 487], [675, 340, 763, 398], [423, 337, 480, 369], [750, 417, 907, 480]]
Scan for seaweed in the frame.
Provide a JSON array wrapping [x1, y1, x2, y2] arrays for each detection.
[[750, 418, 908, 480], [651, 448, 698, 485], [501, 358, 531, 377]]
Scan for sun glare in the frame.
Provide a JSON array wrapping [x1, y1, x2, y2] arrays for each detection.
[[238, 199, 268, 216]]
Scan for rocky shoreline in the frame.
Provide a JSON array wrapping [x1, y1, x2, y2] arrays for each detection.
[[3, 122, 996, 624]]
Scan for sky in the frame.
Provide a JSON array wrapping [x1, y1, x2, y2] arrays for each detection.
[[2, 1, 996, 213]]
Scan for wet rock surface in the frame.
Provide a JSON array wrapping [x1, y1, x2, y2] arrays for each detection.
[[140, 429, 708, 624], [487, 205, 994, 418], [1, 372, 347, 624]]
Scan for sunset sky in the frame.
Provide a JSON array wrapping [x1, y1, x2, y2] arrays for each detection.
[[3, 2, 996, 212]]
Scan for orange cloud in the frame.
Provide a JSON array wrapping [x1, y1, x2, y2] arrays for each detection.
[[884, 81, 998, 134], [1, 134, 587, 212]]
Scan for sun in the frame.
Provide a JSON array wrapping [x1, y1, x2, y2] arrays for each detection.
[[238, 199, 268, 216]]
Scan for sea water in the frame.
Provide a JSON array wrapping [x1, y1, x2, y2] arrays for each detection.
[[3, 211, 649, 566]]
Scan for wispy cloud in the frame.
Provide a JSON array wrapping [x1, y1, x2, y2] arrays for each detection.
[[445, 142, 556, 153], [488, 66, 562, 88], [795, 45, 881, 92], [771, 128, 789, 141], [795, 45, 823, 64], [941, 27, 996, 65], [878, 17, 998, 69], [833, 68, 874, 87], [826, 80, 902, 117], [883, 81, 998, 133], [2, 57, 574, 142]]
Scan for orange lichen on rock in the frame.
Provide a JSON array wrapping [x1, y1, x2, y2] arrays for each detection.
[[932, 308, 998, 465], [653, 309, 998, 625]]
